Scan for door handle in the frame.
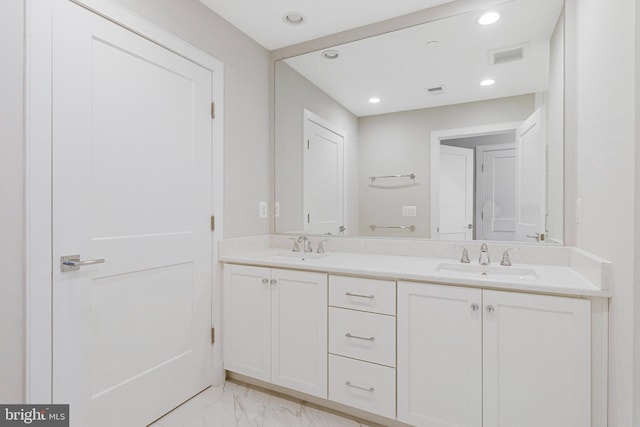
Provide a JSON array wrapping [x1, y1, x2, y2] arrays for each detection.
[[526, 233, 545, 241], [61, 255, 105, 272]]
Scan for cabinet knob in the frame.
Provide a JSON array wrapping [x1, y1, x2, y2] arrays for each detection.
[[486, 305, 495, 313], [471, 303, 479, 312], [261, 278, 269, 284], [270, 279, 277, 285]]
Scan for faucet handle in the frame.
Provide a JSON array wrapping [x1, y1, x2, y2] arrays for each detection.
[[500, 248, 517, 266], [289, 237, 300, 252], [317, 239, 329, 254], [454, 245, 470, 263]]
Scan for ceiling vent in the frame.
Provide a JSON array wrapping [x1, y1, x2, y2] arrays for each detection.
[[425, 85, 445, 95], [489, 43, 528, 65]]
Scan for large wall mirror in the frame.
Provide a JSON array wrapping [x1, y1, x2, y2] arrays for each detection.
[[275, 0, 564, 244]]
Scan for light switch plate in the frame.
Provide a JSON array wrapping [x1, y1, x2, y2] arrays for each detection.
[[403, 206, 417, 217], [259, 201, 268, 218]]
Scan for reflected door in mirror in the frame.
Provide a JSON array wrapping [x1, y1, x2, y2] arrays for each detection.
[[303, 110, 345, 235], [439, 146, 473, 240], [515, 108, 546, 242]]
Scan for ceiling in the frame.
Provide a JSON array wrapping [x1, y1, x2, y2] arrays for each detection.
[[282, 0, 564, 116], [198, 0, 456, 50]]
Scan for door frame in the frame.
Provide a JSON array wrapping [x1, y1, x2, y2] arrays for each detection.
[[429, 121, 521, 239], [25, 0, 224, 403]]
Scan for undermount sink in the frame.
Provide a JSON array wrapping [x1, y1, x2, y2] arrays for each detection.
[[268, 250, 329, 261], [435, 263, 539, 281]]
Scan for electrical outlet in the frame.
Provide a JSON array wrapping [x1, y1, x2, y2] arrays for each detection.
[[403, 206, 417, 217], [275, 202, 280, 218], [259, 201, 268, 219]]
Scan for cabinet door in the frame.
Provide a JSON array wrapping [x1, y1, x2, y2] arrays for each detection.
[[271, 269, 328, 398], [397, 282, 482, 427], [483, 290, 590, 427], [223, 264, 271, 381]]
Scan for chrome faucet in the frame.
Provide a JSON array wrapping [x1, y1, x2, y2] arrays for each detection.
[[479, 243, 490, 265], [297, 235, 313, 253], [455, 245, 470, 263], [500, 248, 515, 266], [289, 237, 300, 252], [317, 239, 328, 254]]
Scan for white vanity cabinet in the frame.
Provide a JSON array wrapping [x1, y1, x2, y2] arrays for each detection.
[[482, 290, 591, 427], [397, 282, 483, 427], [328, 275, 397, 419], [397, 281, 591, 427], [223, 264, 328, 398]]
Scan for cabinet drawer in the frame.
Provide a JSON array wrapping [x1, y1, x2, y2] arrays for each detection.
[[329, 275, 396, 315], [329, 354, 396, 419], [329, 307, 396, 367]]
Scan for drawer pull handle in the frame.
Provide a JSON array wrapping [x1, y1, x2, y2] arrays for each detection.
[[345, 381, 375, 392], [345, 333, 375, 341], [345, 292, 375, 299]]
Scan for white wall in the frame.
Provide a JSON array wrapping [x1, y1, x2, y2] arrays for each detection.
[[358, 95, 534, 237], [0, 0, 25, 403], [274, 61, 358, 235], [567, 0, 637, 424], [112, 0, 271, 239]]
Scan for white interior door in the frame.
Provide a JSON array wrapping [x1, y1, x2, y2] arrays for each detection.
[[52, 2, 212, 426], [303, 110, 344, 235], [438, 145, 474, 240], [477, 144, 516, 241], [515, 108, 546, 242]]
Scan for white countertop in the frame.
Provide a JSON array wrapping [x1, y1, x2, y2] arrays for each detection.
[[220, 248, 609, 298]]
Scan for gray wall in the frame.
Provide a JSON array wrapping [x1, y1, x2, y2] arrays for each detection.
[[0, 0, 25, 404], [275, 61, 359, 235], [358, 95, 535, 237]]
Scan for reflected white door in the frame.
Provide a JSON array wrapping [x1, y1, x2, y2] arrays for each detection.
[[303, 110, 344, 235], [439, 145, 474, 240], [52, 2, 212, 426], [477, 144, 516, 241], [515, 108, 546, 242]]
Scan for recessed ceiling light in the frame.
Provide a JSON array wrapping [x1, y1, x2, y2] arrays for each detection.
[[282, 12, 306, 25], [368, 97, 381, 104], [478, 11, 500, 25], [480, 78, 496, 86], [425, 40, 440, 48], [321, 50, 340, 60]]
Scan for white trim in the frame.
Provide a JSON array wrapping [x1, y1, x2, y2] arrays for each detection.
[[25, 0, 225, 402], [429, 121, 521, 240]]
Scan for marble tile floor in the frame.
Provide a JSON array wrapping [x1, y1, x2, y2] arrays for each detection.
[[149, 380, 377, 427]]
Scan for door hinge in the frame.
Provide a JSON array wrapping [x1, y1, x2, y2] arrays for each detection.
[[481, 211, 484, 220], [211, 327, 215, 344], [211, 102, 216, 119], [307, 140, 310, 150], [481, 164, 484, 172], [307, 213, 310, 224], [211, 215, 215, 231]]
